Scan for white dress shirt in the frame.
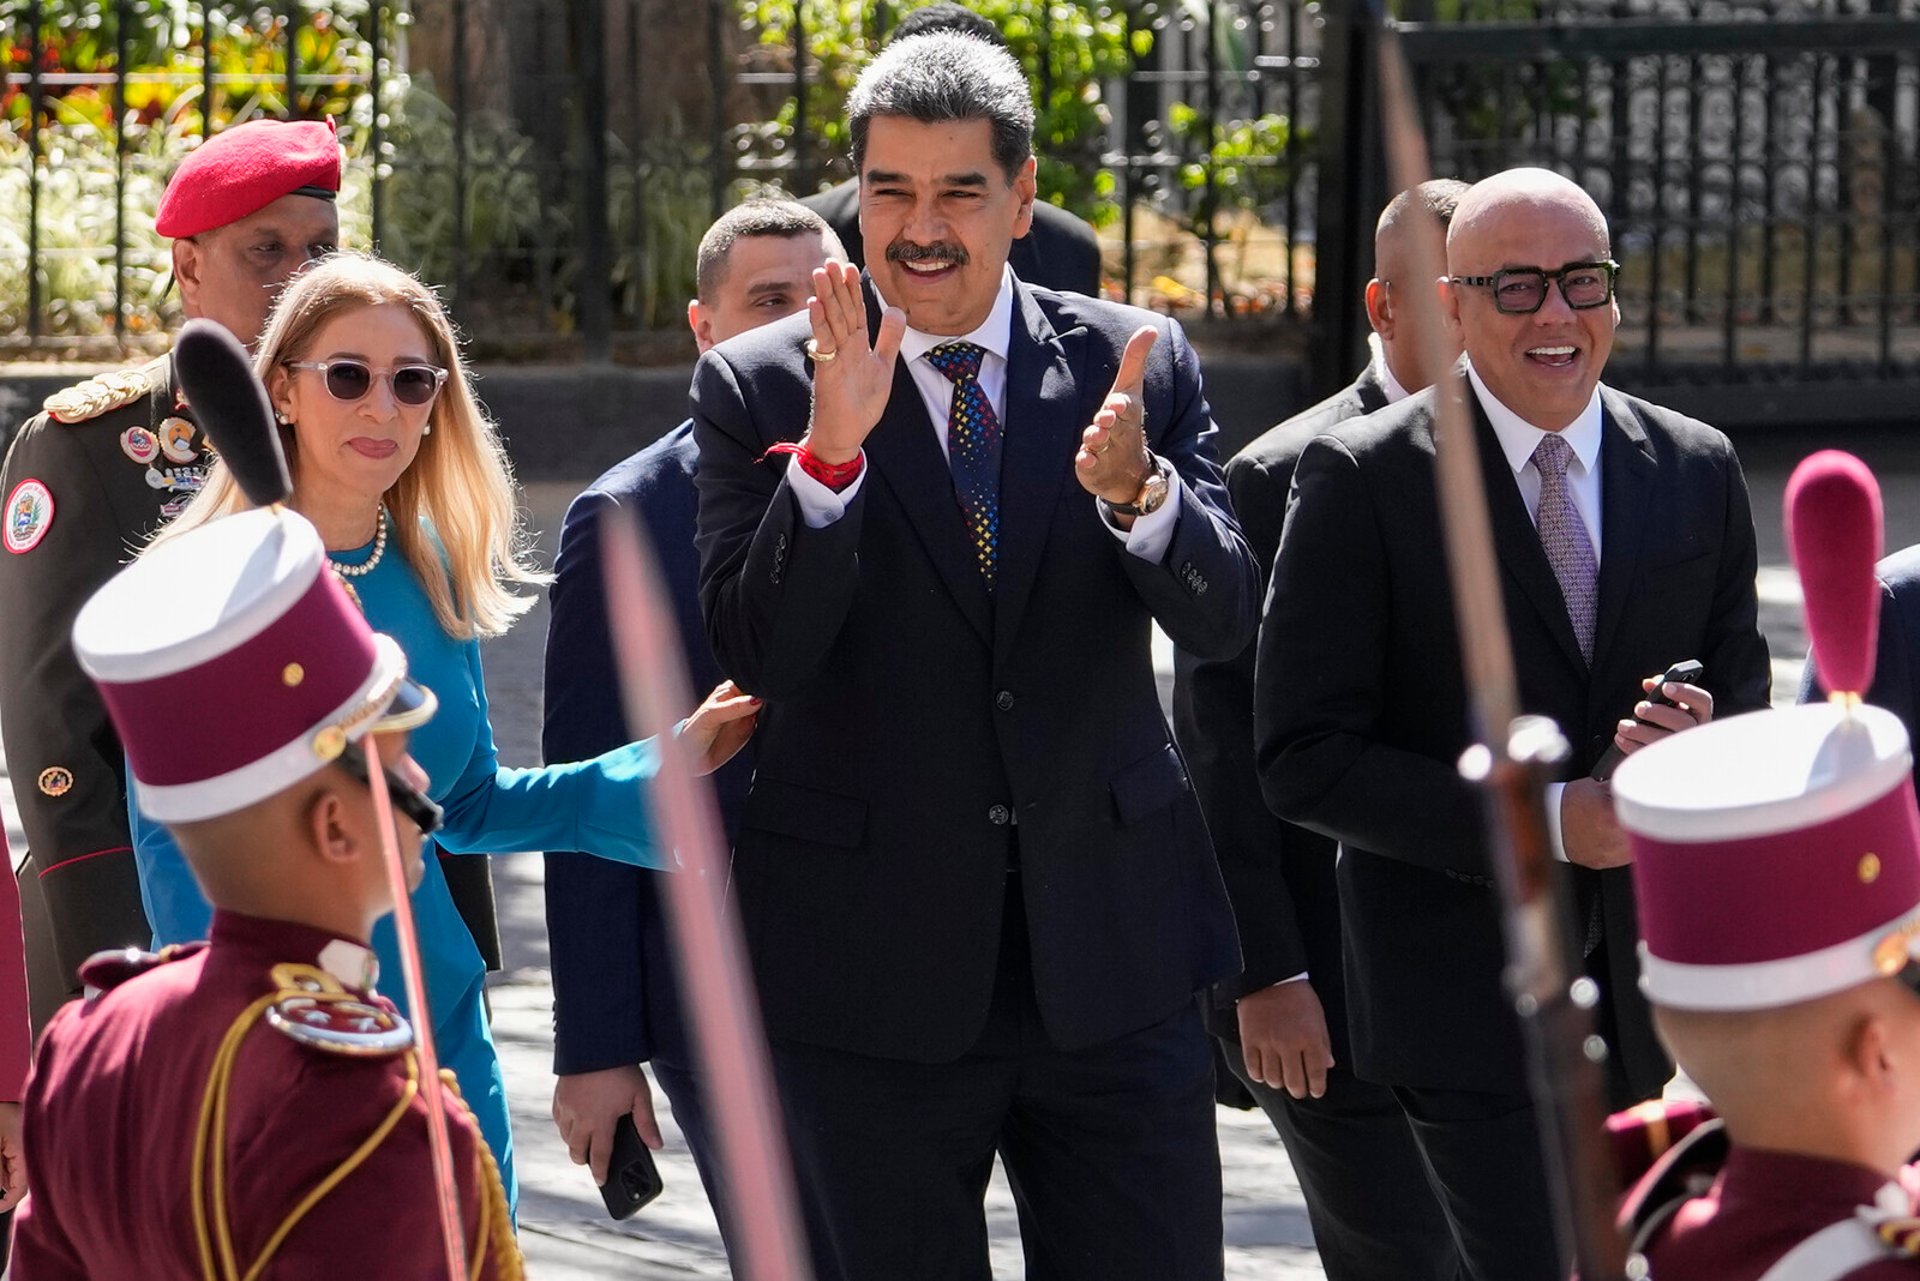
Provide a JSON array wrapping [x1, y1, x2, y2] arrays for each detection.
[[786, 267, 1182, 560], [1466, 360, 1606, 864]]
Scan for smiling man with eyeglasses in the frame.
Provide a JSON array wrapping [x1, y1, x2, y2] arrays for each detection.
[[1256, 166, 1772, 1278]]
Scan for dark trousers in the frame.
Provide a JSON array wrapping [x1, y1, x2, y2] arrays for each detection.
[[1390, 1085, 1563, 1281], [1221, 1042, 1463, 1281], [770, 876, 1223, 1281], [651, 1056, 733, 1258], [19, 855, 70, 1033]]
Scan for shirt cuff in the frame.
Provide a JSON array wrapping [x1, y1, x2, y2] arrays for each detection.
[[1098, 468, 1184, 562], [1276, 972, 1310, 987], [1545, 781, 1571, 863], [786, 451, 868, 528]]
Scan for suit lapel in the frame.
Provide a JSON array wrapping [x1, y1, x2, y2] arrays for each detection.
[[992, 286, 1086, 655], [1469, 400, 1590, 676], [1592, 389, 1655, 670], [859, 282, 995, 645]]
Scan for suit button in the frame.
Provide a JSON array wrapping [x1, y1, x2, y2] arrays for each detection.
[[995, 690, 1015, 712], [988, 805, 1011, 826]]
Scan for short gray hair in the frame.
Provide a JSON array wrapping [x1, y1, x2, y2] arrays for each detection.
[[847, 32, 1034, 181]]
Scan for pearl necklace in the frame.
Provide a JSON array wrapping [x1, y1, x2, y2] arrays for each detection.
[[329, 506, 389, 580]]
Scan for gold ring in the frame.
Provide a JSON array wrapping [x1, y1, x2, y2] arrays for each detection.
[[806, 339, 838, 365]]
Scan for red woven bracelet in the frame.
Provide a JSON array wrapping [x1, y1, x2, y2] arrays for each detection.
[[763, 441, 864, 491]]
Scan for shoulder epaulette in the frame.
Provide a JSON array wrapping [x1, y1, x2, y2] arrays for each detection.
[[1607, 1097, 1718, 1189], [78, 942, 206, 997], [261, 962, 412, 1056], [42, 364, 163, 425], [1620, 1116, 1730, 1257]]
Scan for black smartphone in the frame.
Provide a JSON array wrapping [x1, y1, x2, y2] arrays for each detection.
[[1591, 659, 1707, 781], [599, 1115, 665, 1220]]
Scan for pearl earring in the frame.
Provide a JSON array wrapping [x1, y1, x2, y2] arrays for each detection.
[[275, 410, 292, 425]]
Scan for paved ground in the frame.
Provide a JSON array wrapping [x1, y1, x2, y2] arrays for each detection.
[[5, 424, 1913, 1278]]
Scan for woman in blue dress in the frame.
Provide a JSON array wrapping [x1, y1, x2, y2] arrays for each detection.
[[134, 253, 758, 1213]]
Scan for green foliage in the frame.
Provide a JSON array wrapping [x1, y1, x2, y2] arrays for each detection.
[[734, 0, 1142, 225], [0, 116, 179, 339], [366, 77, 550, 300], [606, 123, 712, 330], [1168, 101, 1297, 215], [1, 0, 378, 130]]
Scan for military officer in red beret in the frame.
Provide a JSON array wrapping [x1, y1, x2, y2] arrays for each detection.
[[0, 118, 347, 1028], [1607, 452, 1920, 1279], [11, 496, 521, 1280]]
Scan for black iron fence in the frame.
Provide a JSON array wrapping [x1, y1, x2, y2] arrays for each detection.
[[1, 0, 1331, 359], [1377, 0, 1920, 412], [4, 0, 1918, 418]]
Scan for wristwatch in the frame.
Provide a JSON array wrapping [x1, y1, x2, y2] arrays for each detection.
[[1105, 454, 1171, 518]]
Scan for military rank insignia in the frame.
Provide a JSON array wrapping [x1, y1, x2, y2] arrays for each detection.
[[4, 478, 53, 554], [263, 962, 412, 1056], [43, 369, 151, 424], [266, 995, 413, 1055], [159, 416, 197, 464], [120, 425, 160, 465]]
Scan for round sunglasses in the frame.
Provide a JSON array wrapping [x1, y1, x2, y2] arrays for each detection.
[[284, 358, 450, 407]]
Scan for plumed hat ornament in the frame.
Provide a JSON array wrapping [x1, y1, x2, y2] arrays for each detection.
[[1789, 449, 1884, 701], [172, 318, 292, 506], [1610, 450, 1920, 1010]]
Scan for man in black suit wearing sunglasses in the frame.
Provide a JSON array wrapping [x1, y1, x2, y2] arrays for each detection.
[[1256, 167, 1770, 1277]]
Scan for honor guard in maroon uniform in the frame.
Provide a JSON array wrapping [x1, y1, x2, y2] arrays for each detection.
[[1608, 452, 1920, 1279], [0, 118, 343, 1029], [10, 494, 520, 1279]]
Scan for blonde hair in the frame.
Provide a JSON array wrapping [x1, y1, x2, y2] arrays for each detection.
[[159, 253, 545, 639]]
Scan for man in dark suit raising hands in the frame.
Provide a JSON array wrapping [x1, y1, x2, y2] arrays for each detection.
[[694, 30, 1256, 1281], [1256, 168, 1770, 1278]]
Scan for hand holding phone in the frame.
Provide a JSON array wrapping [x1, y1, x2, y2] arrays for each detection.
[[1591, 659, 1706, 781], [599, 1114, 665, 1220]]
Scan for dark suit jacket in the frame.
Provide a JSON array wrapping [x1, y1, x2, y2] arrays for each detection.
[[693, 278, 1256, 1062], [1803, 544, 1920, 811], [801, 178, 1102, 297], [1256, 384, 1771, 1096], [542, 422, 756, 1074], [1171, 361, 1389, 1054]]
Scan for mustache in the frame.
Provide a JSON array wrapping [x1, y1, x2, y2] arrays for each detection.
[[885, 241, 969, 268]]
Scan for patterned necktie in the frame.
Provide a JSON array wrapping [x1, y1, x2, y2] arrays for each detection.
[[1532, 432, 1597, 662], [925, 341, 1003, 588]]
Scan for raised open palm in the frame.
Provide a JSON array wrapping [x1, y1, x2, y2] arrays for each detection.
[[804, 260, 908, 464]]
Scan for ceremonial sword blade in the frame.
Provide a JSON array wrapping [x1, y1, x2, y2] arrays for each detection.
[[364, 736, 471, 1281], [598, 505, 814, 1281]]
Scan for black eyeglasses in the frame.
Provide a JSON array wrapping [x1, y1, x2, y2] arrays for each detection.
[[285, 358, 450, 408], [336, 739, 444, 836], [1448, 260, 1620, 315]]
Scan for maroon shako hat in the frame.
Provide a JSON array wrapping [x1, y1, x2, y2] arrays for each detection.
[[71, 507, 434, 823], [1613, 451, 1920, 1010]]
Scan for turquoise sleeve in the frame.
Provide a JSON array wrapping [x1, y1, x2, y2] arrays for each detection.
[[433, 638, 667, 869], [126, 778, 213, 946]]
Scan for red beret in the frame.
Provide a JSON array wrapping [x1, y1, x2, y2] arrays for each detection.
[[154, 118, 342, 239]]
